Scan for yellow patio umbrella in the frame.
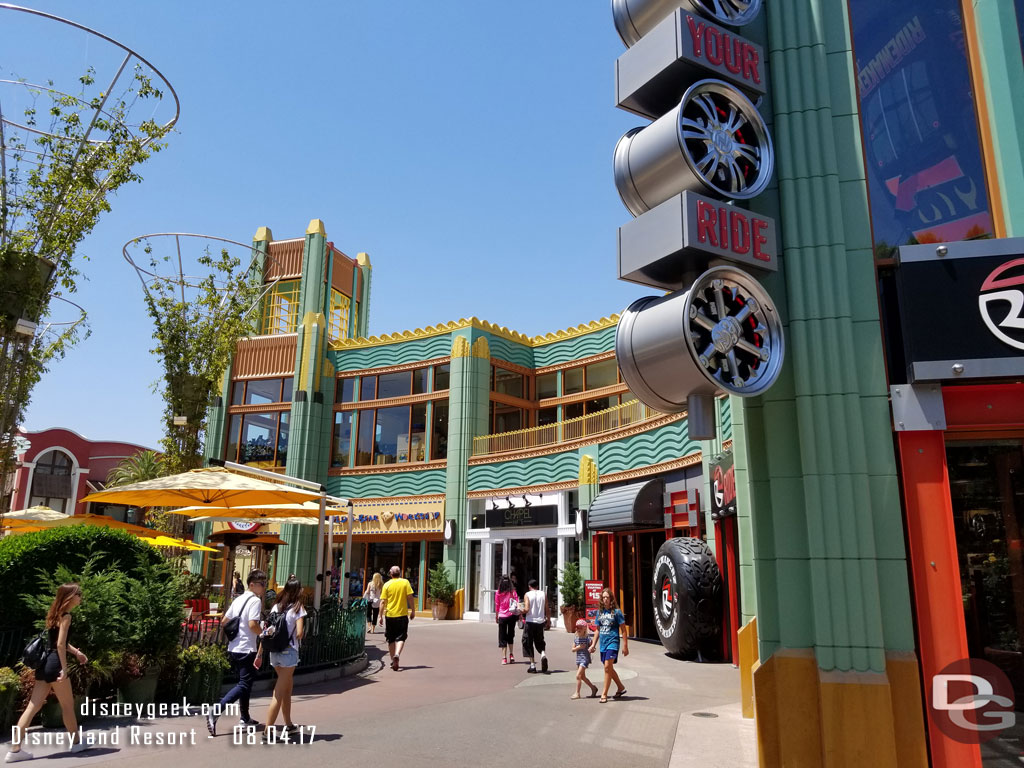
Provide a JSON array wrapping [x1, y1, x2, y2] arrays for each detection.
[[164, 501, 346, 520], [140, 535, 217, 552], [79, 468, 324, 508]]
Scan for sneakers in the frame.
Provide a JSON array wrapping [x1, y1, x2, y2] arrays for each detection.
[[69, 743, 89, 754], [5, 751, 33, 763], [527, 665, 537, 673], [239, 716, 260, 727], [391, 656, 400, 671], [509, 655, 515, 663], [541, 656, 549, 674], [206, 713, 217, 737], [501, 659, 508, 665]]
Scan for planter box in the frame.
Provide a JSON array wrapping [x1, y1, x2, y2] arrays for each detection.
[[431, 601, 451, 620], [561, 606, 583, 632], [117, 667, 160, 706]]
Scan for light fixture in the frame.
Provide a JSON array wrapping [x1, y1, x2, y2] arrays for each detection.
[[505, 496, 513, 508], [523, 495, 531, 507]]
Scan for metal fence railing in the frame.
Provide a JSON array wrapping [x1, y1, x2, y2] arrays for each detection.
[[472, 398, 659, 456]]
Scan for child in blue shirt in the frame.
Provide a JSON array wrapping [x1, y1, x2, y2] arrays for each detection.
[[589, 588, 628, 702]]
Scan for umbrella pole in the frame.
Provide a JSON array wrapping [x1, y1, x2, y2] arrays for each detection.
[[314, 491, 326, 610], [343, 501, 353, 609], [327, 511, 335, 599]]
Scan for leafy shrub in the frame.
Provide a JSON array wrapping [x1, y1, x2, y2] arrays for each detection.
[[427, 562, 455, 605], [557, 561, 585, 611], [177, 571, 207, 600], [0, 526, 162, 627]]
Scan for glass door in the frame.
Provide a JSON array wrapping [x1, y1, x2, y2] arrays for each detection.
[[509, 539, 539, 597], [946, 437, 1024, 761]]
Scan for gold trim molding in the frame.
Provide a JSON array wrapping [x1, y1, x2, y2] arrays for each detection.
[[330, 315, 620, 351], [599, 453, 703, 484], [467, 479, 579, 500]]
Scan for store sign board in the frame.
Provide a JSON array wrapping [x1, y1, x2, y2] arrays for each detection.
[[484, 504, 557, 529], [616, 8, 766, 119], [228, 521, 261, 533], [896, 238, 1024, 381], [585, 580, 604, 629], [619, 190, 777, 291], [710, 451, 737, 519]]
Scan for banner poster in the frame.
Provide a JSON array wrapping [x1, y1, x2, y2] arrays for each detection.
[[585, 580, 604, 629]]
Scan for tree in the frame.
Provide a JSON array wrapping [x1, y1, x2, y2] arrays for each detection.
[[0, 63, 175, 515], [133, 242, 262, 476], [106, 449, 166, 528]]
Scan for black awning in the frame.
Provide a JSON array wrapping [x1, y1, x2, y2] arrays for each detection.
[[588, 479, 665, 532]]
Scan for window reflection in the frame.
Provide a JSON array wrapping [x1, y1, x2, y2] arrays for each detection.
[[850, 1, 993, 257]]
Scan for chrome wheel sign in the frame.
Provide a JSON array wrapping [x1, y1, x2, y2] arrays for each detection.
[[979, 258, 1024, 351]]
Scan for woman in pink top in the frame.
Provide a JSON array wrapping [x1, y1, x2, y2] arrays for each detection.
[[494, 573, 520, 665]]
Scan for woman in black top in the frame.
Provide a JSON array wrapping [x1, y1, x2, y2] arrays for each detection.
[[6, 583, 89, 762]]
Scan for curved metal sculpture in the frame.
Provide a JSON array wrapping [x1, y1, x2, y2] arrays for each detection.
[[614, 79, 773, 215], [613, 0, 763, 48], [616, 265, 784, 410]]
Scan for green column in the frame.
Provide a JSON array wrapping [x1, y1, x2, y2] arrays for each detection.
[[974, 0, 1024, 235], [355, 252, 372, 338], [442, 332, 490, 590], [577, 450, 598, 580], [276, 219, 335, 586], [738, 2, 926, 762]]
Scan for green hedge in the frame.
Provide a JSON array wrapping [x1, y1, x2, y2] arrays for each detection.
[[0, 526, 164, 628]]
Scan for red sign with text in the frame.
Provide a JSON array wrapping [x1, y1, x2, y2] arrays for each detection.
[[585, 580, 604, 629]]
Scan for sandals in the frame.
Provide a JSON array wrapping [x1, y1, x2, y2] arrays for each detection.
[[391, 656, 400, 671], [599, 696, 608, 703], [570, 693, 581, 700], [614, 688, 627, 698]]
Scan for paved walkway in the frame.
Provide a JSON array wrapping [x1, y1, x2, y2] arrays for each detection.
[[4, 620, 756, 768]]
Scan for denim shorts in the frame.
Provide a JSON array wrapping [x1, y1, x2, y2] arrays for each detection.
[[600, 649, 619, 663], [270, 645, 299, 668]]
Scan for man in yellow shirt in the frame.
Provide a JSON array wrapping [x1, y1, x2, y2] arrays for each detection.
[[378, 565, 415, 671]]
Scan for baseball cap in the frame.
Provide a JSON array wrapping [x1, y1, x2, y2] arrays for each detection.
[[575, 619, 588, 629]]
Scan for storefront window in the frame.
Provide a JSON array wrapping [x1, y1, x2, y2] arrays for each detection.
[[490, 402, 523, 433], [537, 372, 558, 399], [413, 367, 428, 395], [378, 371, 412, 399], [585, 396, 617, 415], [850, 0, 993, 258], [947, 440, 1024, 712], [232, 410, 289, 468], [469, 540, 482, 611], [564, 367, 584, 395], [434, 363, 450, 391], [231, 381, 245, 405], [360, 376, 377, 401], [374, 406, 410, 464], [410, 403, 427, 462], [586, 359, 618, 389], [538, 407, 558, 427], [404, 542, 421, 597], [246, 378, 282, 405], [431, 402, 449, 460], [1017, 0, 1024, 67], [356, 411, 375, 466], [336, 377, 356, 403], [492, 367, 524, 398], [564, 402, 584, 421], [331, 411, 353, 468]]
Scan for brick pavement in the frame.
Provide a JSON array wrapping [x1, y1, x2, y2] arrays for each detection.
[[3, 619, 755, 768]]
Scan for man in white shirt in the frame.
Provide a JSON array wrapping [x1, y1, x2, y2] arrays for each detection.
[[207, 569, 267, 736], [522, 579, 549, 673]]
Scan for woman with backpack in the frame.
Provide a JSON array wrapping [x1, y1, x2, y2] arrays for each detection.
[[6, 583, 89, 762], [256, 575, 306, 741]]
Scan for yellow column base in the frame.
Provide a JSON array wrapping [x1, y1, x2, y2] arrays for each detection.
[[754, 650, 927, 768], [738, 617, 759, 719]]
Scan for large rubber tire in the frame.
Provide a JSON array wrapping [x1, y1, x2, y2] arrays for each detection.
[[651, 537, 722, 659]]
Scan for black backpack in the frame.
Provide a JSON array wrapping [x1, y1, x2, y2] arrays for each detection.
[[221, 595, 257, 641], [22, 630, 49, 669], [261, 607, 294, 653]]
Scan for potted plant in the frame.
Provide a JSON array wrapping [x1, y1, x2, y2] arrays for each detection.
[[114, 652, 162, 705], [557, 561, 586, 632], [427, 562, 456, 620], [178, 644, 230, 705]]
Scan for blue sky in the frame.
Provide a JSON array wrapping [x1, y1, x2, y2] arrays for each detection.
[[15, 2, 649, 449]]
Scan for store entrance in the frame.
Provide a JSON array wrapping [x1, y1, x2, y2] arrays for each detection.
[[947, 439, 1024, 716], [614, 531, 662, 640], [509, 539, 539, 597]]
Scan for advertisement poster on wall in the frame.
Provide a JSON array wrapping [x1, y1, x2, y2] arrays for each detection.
[[585, 580, 604, 628]]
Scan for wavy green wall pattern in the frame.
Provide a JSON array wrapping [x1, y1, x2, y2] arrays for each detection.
[[331, 334, 454, 372], [481, 332, 533, 368], [468, 450, 579, 491], [598, 418, 699, 474], [327, 469, 447, 499], [533, 325, 615, 367]]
